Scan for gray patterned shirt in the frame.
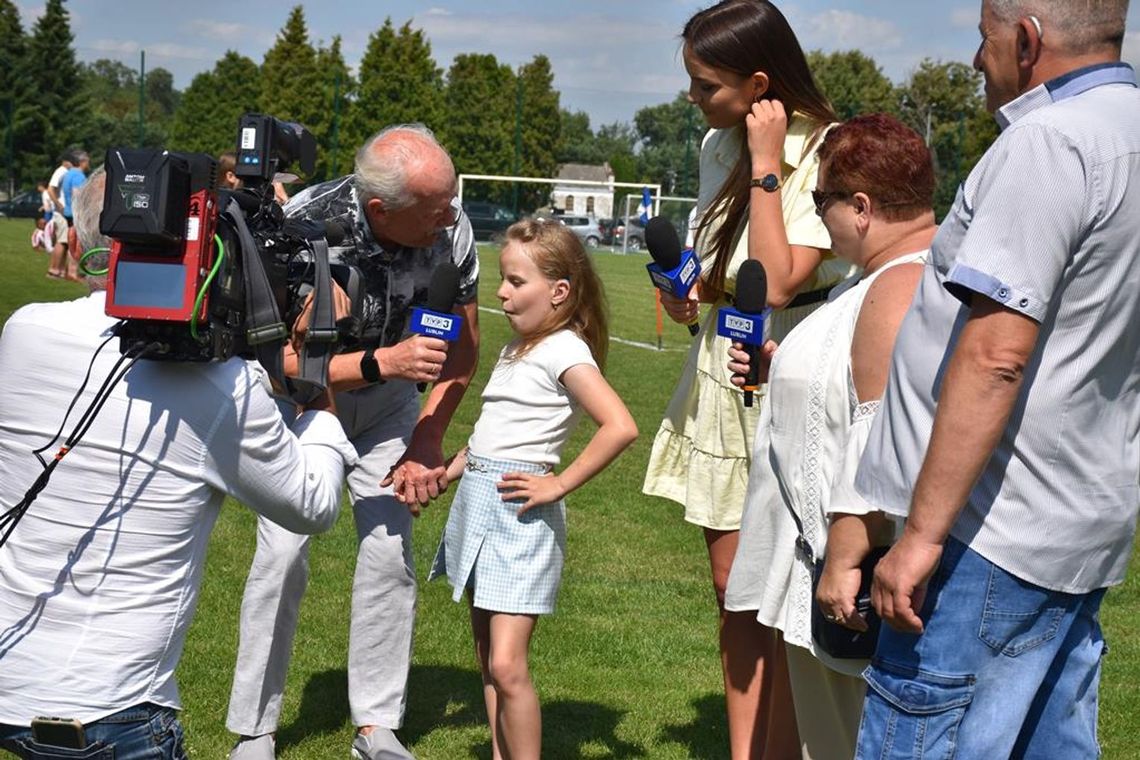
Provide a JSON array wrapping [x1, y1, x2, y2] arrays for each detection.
[[284, 175, 479, 350], [855, 64, 1140, 593]]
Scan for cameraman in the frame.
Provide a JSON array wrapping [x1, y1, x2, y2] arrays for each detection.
[[0, 171, 358, 757], [227, 124, 480, 760]]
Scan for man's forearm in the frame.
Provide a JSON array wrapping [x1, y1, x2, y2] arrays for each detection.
[[413, 306, 478, 442], [906, 300, 1039, 543]]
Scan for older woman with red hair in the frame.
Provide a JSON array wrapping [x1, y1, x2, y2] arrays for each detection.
[[724, 114, 937, 760]]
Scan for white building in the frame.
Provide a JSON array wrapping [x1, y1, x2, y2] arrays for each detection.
[[551, 162, 614, 218]]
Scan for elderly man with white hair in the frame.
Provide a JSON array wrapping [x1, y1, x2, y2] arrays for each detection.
[[851, 1, 1140, 757], [226, 124, 480, 760]]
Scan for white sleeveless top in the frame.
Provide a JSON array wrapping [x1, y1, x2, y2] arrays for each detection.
[[723, 250, 927, 676]]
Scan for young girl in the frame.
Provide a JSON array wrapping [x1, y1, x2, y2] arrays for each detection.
[[428, 219, 637, 760]]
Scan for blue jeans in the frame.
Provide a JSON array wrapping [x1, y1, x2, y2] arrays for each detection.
[[0, 703, 186, 759], [855, 536, 1105, 759]]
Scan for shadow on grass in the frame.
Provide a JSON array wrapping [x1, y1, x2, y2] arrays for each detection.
[[274, 665, 649, 758], [660, 692, 728, 760], [403, 663, 487, 744], [276, 668, 350, 751], [402, 665, 646, 758], [540, 700, 646, 759]]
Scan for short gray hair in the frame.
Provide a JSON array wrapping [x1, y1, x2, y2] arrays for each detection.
[[989, 0, 1129, 52], [353, 124, 452, 210], [72, 168, 109, 289]]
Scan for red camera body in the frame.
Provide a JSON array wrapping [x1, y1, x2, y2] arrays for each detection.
[[105, 188, 219, 322]]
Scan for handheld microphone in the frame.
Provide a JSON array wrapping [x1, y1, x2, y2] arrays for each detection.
[[644, 217, 701, 337], [412, 262, 463, 391], [716, 259, 769, 407]]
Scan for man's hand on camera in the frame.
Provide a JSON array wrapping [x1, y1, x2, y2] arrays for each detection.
[[378, 334, 448, 384], [290, 283, 352, 353]]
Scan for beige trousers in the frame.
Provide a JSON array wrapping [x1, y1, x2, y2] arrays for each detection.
[[785, 643, 867, 760]]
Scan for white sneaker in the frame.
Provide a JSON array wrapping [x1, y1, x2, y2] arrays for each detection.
[[350, 728, 414, 760], [229, 734, 275, 760]]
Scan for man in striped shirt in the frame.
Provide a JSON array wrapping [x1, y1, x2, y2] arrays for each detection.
[[852, 1, 1140, 756]]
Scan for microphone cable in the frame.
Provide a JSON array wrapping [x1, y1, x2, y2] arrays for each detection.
[[0, 334, 161, 550]]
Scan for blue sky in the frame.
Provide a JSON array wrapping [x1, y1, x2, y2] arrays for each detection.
[[17, 1, 1140, 127]]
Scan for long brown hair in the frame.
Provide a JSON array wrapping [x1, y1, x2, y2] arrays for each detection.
[[683, 0, 836, 301], [502, 220, 610, 372]]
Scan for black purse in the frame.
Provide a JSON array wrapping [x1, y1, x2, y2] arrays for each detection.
[[786, 504, 887, 660]]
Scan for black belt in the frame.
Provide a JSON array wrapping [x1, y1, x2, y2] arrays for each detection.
[[786, 286, 831, 309]]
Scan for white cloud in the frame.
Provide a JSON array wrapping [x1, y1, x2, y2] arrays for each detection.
[[188, 20, 248, 41], [424, 7, 453, 16], [414, 11, 687, 102], [186, 19, 276, 47], [89, 38, 214, 61], [14, 2, 43, 25], [89, 39, 140, 54], [801, 9, 903, 50]]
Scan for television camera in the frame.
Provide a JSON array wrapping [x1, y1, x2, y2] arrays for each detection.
[[99, 113, 359, 401]]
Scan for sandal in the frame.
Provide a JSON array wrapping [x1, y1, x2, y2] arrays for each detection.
[[46, 271, 64, 279]]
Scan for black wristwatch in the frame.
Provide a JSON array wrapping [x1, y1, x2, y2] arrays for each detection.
[[750, 173, 782, 192], [360, 348, 384, 384]]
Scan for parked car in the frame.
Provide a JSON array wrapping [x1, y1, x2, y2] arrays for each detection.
[[0, 190, 43, 219], [556, 214, 604, 248], [463, 201, 517, 241], [613, 218, 645, 251]]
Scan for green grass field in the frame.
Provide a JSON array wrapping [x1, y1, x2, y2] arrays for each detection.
[[1, 216, 1137, 759]]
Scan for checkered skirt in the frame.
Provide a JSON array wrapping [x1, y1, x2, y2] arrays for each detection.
[[429, 452, 567, 614]]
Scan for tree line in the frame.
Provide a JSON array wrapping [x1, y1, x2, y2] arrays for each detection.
[[1, 0, 997, 217]]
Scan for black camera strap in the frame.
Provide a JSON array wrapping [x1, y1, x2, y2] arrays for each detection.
[[290, 238, 336, 404], [225, 199, 289, 393]]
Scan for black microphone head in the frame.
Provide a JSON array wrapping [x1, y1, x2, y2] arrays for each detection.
[[426, 261, 461, 313], [645, 216, 682, 270], [323, 219, 348, 247], [735, 259, 768, 315]]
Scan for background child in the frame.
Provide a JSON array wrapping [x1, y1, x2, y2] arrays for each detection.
[[30, 218, 52, 253], [422, 219, 637, 760]]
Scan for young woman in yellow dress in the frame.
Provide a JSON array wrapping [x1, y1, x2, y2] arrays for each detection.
[[642, 1, 853, 756]]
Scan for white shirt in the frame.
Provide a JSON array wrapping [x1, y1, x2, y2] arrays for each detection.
[[48, 166, 68, 206], [467, 330, 597, 466], [856, 64, 1140, 593], [725, 254, 924, 674], [0, 294, 358, 724]]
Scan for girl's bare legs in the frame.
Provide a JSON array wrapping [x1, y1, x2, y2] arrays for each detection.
[[469, 603, 502, 759], [705, 528, 799, 760], [469, 598, 541, 760]]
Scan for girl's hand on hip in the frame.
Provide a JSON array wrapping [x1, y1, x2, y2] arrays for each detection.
[[746, 99, 788, 173], [498, 472, 567, 514]]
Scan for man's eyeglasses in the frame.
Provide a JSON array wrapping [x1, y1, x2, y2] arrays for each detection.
[[811, 189, 849, 217]]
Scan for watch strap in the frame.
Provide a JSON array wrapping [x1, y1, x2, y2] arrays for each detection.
[[750, 173, 782, 192], [360, 348, 384, 384]]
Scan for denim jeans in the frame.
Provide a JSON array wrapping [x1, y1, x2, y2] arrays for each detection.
[[0, 703, 187, 759], [855, 536, 1105, 759]]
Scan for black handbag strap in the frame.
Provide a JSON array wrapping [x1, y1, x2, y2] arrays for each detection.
[[782, 494, 819, 566]]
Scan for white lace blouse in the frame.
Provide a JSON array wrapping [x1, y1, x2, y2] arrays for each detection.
[[723, 251, 927, 676]]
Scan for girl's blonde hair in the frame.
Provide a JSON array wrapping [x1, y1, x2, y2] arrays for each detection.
[[502, 219, 609, 372]]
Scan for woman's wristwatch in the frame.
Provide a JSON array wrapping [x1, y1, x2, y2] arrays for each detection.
[[750, 173, 782, 192]]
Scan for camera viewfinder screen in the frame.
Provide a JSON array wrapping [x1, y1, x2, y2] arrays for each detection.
[[113, 261, 187, 310]]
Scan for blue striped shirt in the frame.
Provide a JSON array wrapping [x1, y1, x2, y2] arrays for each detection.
[[855, 63, 1140, 593]]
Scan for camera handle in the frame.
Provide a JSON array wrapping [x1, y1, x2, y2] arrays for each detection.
[[290, 237, 337, 404]]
